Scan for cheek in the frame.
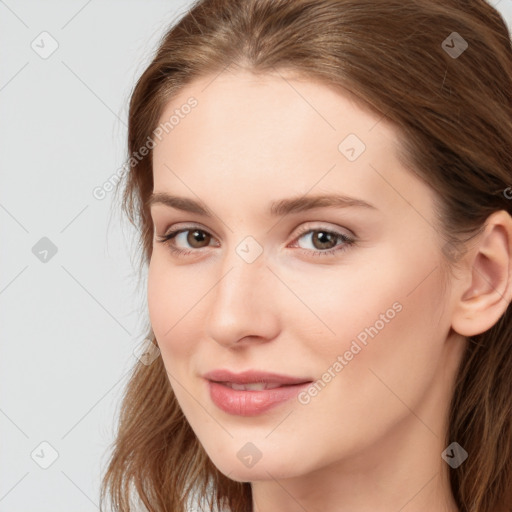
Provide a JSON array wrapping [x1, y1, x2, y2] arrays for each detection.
[[303, 256, 447, 419], [273, 260, 448, 470], [147, 255, 198, 362]]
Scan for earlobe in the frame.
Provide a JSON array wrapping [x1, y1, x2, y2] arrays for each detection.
[[451, 210, 512, 337]]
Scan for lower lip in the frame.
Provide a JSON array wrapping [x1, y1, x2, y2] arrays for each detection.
[[207, 380, 311, 416]]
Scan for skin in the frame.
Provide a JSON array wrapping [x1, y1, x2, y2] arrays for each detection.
[[147, 67, 512, 512]]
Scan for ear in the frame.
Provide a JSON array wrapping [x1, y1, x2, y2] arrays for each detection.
[[451, 210, 512, 337]]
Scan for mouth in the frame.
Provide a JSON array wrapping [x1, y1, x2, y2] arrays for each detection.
[[203, 369, 313, 416], [216, 381, 299, 391]]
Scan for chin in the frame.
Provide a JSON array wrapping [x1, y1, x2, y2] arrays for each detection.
[[207, 450, 308, 483], [218, 465, 294, 483]]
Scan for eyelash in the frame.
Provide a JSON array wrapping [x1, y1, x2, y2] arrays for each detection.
[[155, 224, 355, 258]]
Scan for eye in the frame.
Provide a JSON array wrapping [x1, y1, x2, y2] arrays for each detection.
[[155, 224, 356, 258], [155, 226, 217, 256], [290, 225, 355, 257]]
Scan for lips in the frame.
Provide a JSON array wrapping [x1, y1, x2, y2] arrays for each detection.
[[203, 369, 313, 416], [203, 369, 312, 386]]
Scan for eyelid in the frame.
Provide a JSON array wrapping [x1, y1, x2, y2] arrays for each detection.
[[159, 221, 352, 243], [292, 221, 354, 239]]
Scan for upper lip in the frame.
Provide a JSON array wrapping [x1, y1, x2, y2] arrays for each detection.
[[203, 369, 313, 386]]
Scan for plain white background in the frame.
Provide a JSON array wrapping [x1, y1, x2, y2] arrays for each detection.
[[0, 1, 195, 510], [1, 1, 511, 510]]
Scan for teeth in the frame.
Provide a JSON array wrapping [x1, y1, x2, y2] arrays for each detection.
[[224, 382, 282, 391]]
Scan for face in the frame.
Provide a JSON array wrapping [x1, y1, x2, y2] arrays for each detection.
[[147, 69, 463, 482]]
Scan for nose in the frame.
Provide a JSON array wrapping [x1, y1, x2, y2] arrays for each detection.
[[204, 246, 280, 348]]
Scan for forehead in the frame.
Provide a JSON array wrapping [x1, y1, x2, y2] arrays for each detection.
[[155, 69, 399, 152], [150, 69, 432, 224]]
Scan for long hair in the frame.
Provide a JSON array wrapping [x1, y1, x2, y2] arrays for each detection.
[[100, 1, 512, 511]]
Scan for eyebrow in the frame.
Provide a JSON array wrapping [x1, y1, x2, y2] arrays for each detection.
[[148, 192, 377, 217]]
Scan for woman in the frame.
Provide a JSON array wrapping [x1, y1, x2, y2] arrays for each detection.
[[101, 1, 512, 511]]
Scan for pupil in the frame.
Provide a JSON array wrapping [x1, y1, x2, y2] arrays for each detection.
[[316, 231, 335, 249], [189, 230, 208, 247]]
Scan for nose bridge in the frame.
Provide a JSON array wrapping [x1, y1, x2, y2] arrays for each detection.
[[205, 238, 278, 345], [215, 233, 268, 303]]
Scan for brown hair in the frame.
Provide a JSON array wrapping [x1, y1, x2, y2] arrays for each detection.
[[100, 1, 512, 511]]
